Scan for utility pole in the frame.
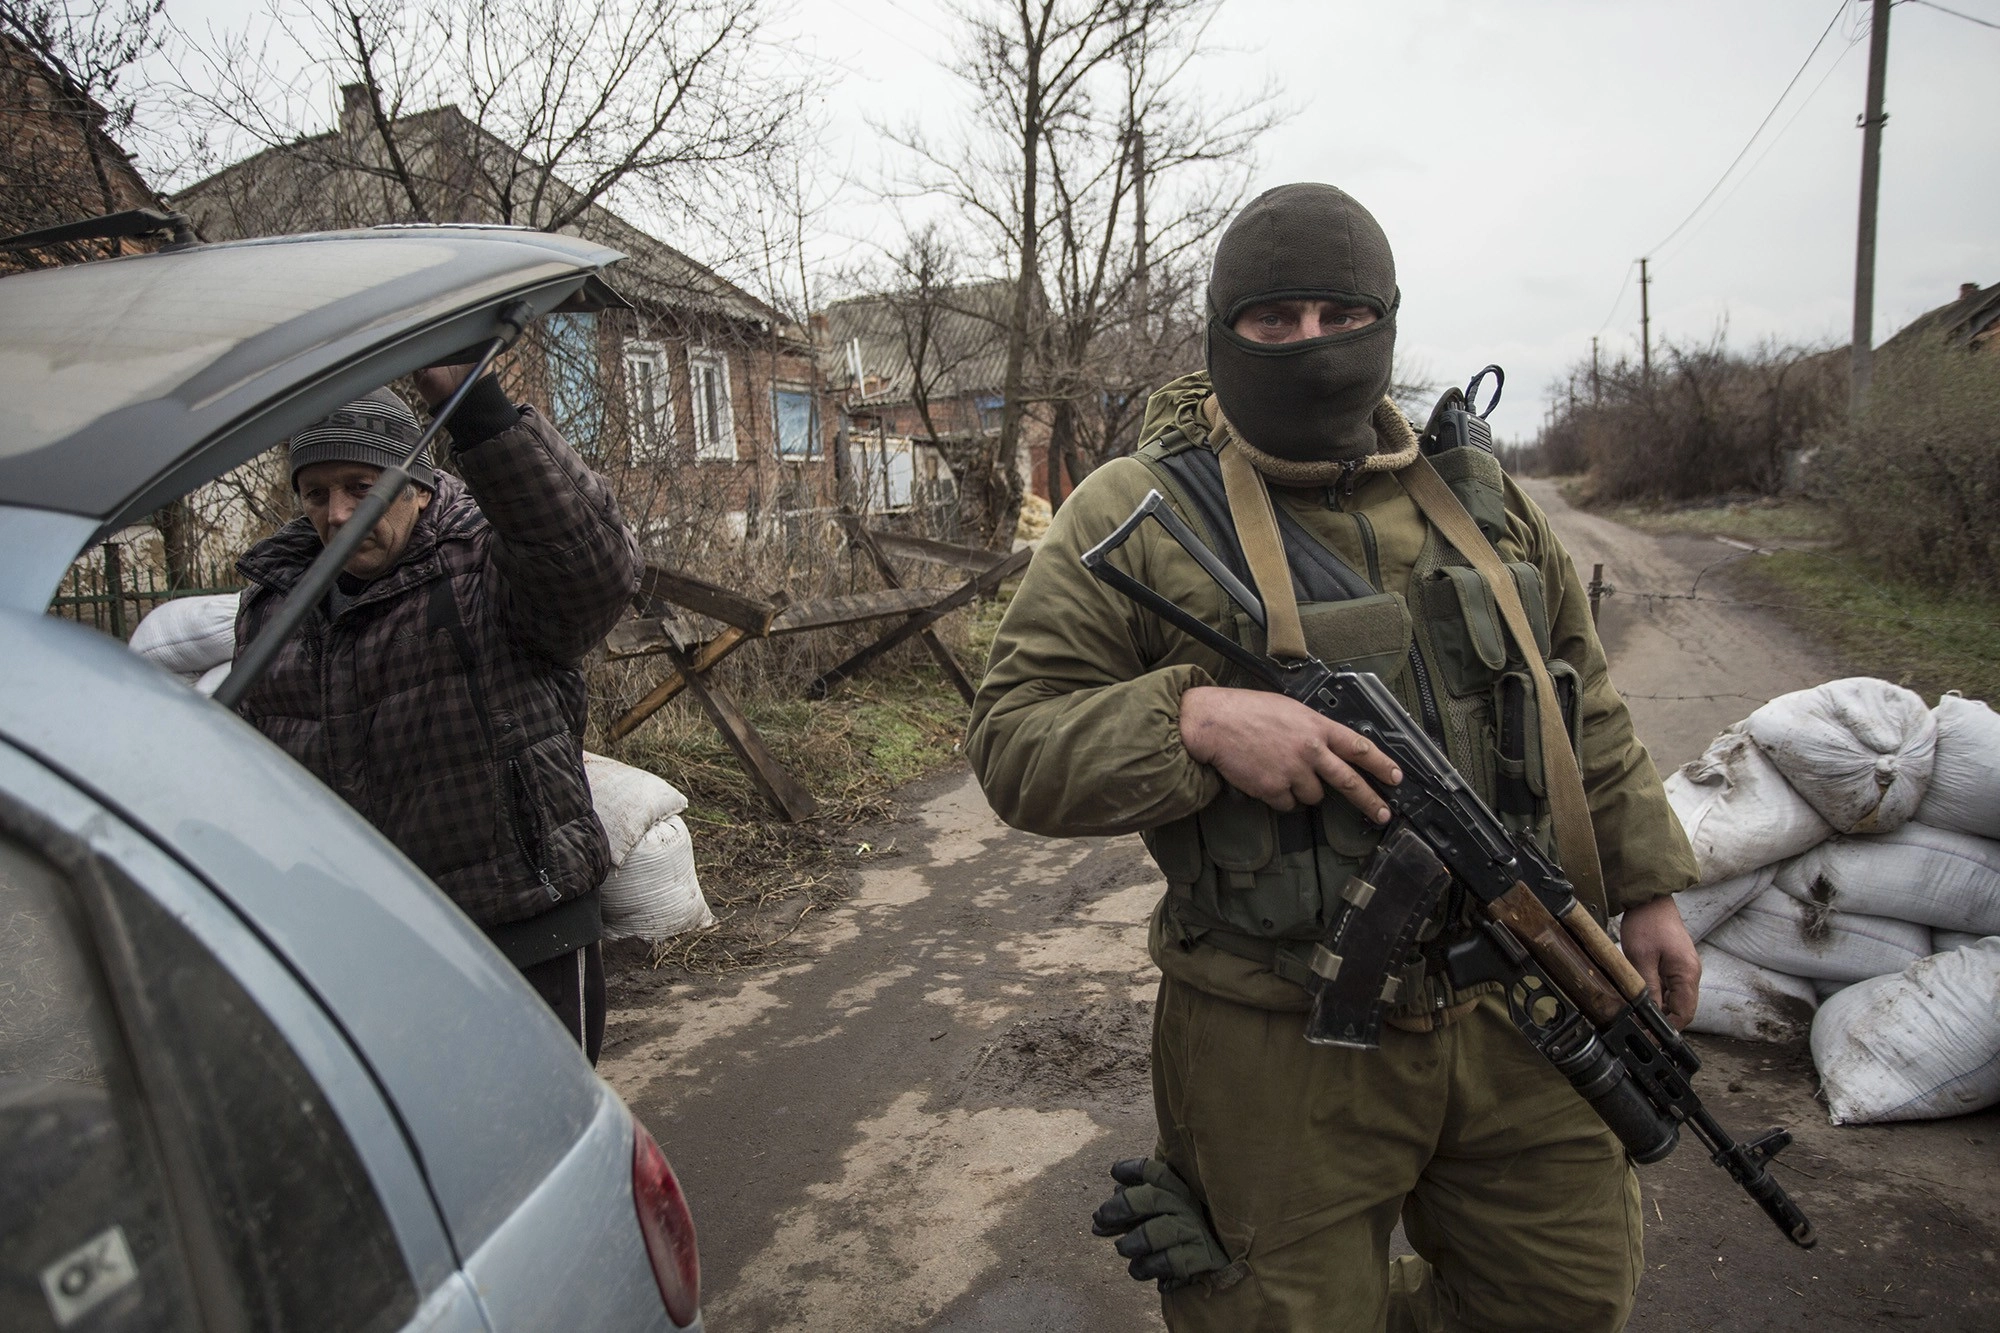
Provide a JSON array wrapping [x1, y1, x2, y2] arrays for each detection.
[[1638, 257, 1652, 388], [1129, 126, 1149, 336], [1590, 335, 1601, 405], [1850, 0, 1892, 414]]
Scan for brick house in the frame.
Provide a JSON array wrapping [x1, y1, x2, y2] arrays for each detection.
[[0, 31, 167, 270], [817, 279, 1058, 520], [172, 87, 833, 552]]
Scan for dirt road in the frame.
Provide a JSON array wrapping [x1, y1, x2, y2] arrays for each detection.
[[602, 478, 1999, 1331]]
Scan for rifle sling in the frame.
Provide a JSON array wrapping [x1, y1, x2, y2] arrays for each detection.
[[1202, 397, 1309, 661], [1397, 456, 1609, 916]]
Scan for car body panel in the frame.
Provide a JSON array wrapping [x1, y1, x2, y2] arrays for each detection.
[[0, 738, 459, 1296], [0, 607, 599, 1260], [0, 504, 97, 612], [0, 225, 625, 585], [466, 1086, 685, 1333]]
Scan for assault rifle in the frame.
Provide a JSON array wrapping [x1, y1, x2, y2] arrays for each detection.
[[1081, 489, 1817, 1249]]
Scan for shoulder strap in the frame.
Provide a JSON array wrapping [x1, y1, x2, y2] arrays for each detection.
[[1398, 455, 1608, 913]]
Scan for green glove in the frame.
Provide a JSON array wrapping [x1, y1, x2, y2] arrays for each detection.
[[1090, 1157, 1232, 1290]]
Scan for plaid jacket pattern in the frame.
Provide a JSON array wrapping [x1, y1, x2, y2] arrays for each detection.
[[234, 406, 641, 929]]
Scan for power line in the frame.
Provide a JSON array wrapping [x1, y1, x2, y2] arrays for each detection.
[[1646, 0, 1851, 256], [1596, 260, 1636, 335], [1904, 0, 2000, 29], [1657, 36, 1860, 263]]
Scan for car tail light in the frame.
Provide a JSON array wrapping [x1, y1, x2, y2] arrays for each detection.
[[631, 1117, 700, 1327]]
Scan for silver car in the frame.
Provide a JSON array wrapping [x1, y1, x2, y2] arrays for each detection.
[[0, 225, 700, 1331]]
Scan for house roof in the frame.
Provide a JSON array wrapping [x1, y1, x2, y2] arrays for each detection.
[[1880, 280, 2000, 356], [171, 100, 791, 337], [819, 279, 1016, 405]]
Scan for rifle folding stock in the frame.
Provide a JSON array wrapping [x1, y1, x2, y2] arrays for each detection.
[[1081, 490, 1817, 1250]]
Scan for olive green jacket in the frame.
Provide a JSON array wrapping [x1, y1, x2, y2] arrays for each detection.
[[966, 374, 1696, 1008]]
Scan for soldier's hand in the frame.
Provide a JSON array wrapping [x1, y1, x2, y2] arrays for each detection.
[[1090, 1158, 1231, 1290], [1178, 686, 1399, 821], [1620, 894, 1702, 1028]]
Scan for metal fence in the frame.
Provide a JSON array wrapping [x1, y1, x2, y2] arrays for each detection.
[[47, 541, 245, 640]]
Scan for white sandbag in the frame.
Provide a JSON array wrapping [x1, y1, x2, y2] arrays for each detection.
[[1664, 726, 1832, 883], [127, 593, 241, 676], [1746, 678, 1935, 834], [1812, 977, 1851, 1002], [1705, 886, 1931, 982], [601, 815, 713, 941], [1777, 823, 2000, 936], [583, 752, 688, 868], [1933, 930, 1986, 953], [1810, 936, 2000, 1125], [1674, 865, 1776, 944], [194, 662, 231, 697], [1915, 694, 2000, 839], [1687, 944, 1818, 1042]]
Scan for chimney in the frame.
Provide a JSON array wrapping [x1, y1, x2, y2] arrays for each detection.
[[1962, 282, 1981, 302], [340, 83, 371, 137]]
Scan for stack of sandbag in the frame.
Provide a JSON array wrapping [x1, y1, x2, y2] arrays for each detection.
[[1658, 681, 2000, 1124], [127, 593, 240, 696], [584, 752, 714, 942]]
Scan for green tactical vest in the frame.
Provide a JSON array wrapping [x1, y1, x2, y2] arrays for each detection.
[[1131, 429, 1584, 1006]]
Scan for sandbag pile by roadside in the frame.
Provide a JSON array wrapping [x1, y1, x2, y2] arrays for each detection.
[[127, 593, 240, 695], [1657, 680, 2000, 1127], [584, 752, 715, 944]]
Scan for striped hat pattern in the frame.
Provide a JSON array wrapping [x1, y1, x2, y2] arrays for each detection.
[[288, 387, 437, 491]]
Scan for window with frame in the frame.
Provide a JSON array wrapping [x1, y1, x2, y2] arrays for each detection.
[[773, 386, 817, 460], [543, 313, 604, 460], [688, 349, 735, 462], [623, 342, 674, 465]]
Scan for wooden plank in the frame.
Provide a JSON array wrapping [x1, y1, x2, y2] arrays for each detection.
[[767, 588, 940, 635], [606, 613, 702, 660], [809, 546, 1030, 700], [667, 635, 818, 822], [638, 564, 785, 634], [607, 626, 751, 740], [834, 514, 1004, 574], [846, 520, 978, 705]]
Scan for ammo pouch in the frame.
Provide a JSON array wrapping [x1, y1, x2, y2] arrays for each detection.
[[1138, 434, 1579, 1004]]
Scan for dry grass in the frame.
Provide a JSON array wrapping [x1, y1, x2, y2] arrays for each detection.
[[599, 592, 1009, 976]]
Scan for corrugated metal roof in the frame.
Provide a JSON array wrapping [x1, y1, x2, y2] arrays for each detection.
[[818, 279, 1016, 404]]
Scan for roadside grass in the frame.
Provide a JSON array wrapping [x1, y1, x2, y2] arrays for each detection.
[[1566, 484, 1996, 704], [1559, 479, 1840, 545], [608, 591, 1009, 975], [1729, 548, 2000, 706]]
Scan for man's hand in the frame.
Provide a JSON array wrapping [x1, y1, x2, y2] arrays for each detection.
[[411, 363, 477, 410], [1090, 1158, 1232, 1291], [1620, 894, 1701, 1028], [1178, 685, 1399, 822]]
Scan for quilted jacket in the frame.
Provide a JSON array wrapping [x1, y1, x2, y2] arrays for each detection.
[[233, 405, 641, 930]]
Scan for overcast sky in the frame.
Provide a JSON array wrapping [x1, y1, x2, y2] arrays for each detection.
[[160, 0, 2000, 438], [788, 0, 1999, 439]]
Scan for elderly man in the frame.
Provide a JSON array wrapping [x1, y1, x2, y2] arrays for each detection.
[[967, 183, 1702, 1330], [233, 367, 639, 1064]]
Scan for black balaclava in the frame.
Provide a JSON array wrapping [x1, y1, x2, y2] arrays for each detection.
[[1205, 183, 1400, 468]]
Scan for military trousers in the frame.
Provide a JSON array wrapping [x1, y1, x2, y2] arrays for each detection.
[[1152, 975, 1643, 1332]]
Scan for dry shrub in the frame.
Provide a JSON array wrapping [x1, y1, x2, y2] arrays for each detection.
[[1816, 341, 2000, 595], [1535, 336, 1843, 503]]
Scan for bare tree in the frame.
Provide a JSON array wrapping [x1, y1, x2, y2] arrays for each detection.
[[0, 0, 169, 249], [165, 0, 810, 258], [1034, 3, 1278, 505], [887, 0, 1277, 540]]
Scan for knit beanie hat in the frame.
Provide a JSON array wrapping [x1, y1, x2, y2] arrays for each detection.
[[288, 387, 437, 491]]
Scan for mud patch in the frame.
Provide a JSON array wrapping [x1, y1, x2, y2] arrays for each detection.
[[961, 1001, 1154, 1112]]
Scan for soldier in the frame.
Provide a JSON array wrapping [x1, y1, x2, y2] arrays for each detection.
[[966, 183, 1702, 1331]]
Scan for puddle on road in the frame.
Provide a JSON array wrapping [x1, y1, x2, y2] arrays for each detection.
[[707, 1090, 1100, 1331]]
